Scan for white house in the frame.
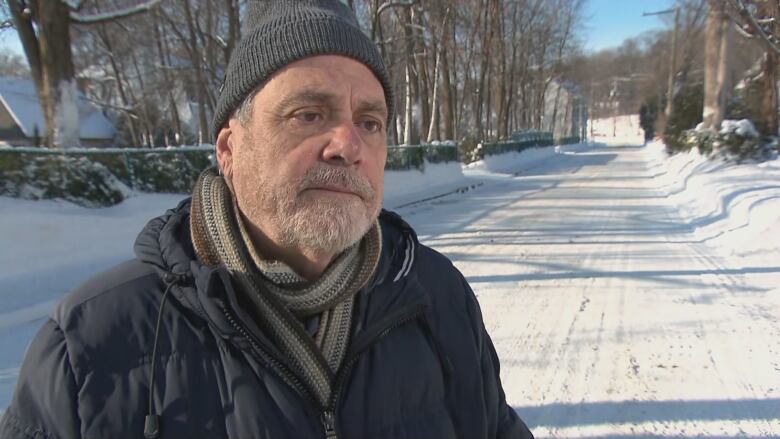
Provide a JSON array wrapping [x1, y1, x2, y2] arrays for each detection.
[[0, 76, 115, 147]]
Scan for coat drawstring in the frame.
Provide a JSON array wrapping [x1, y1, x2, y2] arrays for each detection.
[[144, 272, 188, 439]]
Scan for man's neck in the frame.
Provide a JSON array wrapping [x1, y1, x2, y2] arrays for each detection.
[[242, 217, 335, 282]]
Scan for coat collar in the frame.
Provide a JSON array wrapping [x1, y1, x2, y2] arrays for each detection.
[[132, 198, 425, 338]]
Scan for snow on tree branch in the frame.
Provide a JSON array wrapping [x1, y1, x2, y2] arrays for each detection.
[[728, 0, 780, 55], [69, 0, 163, 25], [61, 0, 87, 12]]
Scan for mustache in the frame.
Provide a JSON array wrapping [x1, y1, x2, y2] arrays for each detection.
[[299, 166, 375, 199]]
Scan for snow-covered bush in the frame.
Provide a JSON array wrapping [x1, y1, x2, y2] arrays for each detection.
[[0, 148, 214, 207], [117, 151, 212, 192], [386, 146, 425, 170], [682, 126, 717, 155], [682, 119, 775, 163], [458, 133, 481, 164], [0, 154, 127, 207], [385, 144, 459, 171]]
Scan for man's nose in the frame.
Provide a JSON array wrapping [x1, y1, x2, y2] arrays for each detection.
[[322, 121, 363, 166]]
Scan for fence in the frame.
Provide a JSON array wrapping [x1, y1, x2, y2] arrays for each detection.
[[479, 133, 582, 158]]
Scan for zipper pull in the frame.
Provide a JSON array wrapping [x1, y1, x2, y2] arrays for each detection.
[[322, 410, 337, 439]]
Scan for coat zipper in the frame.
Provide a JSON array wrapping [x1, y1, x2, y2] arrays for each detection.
[[224, 287, 428, 439], [221, 307, 316, 404], [322, 302, 428, 439]]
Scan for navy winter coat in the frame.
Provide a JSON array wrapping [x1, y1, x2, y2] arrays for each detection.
[[1, 199, 533, 439]]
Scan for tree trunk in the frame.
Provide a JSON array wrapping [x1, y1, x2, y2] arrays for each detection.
[[401, 7, 419, 144], [440, 30, 454, 140], [762, 51, 778, 136], [426, 45, 441, 142], [224, 0, 240, 65], [759, 0, 779, 137], [404, 63, 413, 145], [183, 0, 210, 143], [14, 1, 79, 148], [414, 9, 431, 140], [8, 0, 43, 98], [703, 0, 729, 129], [475, 0, 493, 140], [35, 1, 80, 147]]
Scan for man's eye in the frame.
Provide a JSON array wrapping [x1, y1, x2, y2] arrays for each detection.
[[293, 111, 322, 123], [358, 120, 382, 133]]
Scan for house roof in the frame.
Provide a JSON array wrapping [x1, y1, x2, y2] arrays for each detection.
[[0, 76, 115, 140]]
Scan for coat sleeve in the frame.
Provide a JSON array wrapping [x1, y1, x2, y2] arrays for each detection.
[[462, 277, 534, 439], [0, 318, 82, 439]]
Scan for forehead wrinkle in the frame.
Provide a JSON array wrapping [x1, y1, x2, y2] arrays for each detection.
[[272, 88, 338, 113]]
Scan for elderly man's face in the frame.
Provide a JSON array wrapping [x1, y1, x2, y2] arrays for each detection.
[[218, 55, 388, 254]]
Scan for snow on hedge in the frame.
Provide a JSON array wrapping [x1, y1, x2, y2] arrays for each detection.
[[383, 160, 467, 208], [465, 144, 562, 174]]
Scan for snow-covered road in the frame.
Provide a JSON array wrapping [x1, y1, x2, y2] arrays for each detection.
[[401, 141, 780, 437]]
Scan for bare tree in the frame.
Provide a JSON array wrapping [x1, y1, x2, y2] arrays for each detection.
[[5, 0, 161, 148], [728, 0, 780, 136]]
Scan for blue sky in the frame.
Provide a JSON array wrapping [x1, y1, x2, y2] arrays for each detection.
[[0, 30, 23, 56], [1, 1, 675, 57], [583, 0, 677, 52]]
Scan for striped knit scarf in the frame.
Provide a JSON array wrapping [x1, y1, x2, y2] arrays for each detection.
[[190, 168, 381, 407]]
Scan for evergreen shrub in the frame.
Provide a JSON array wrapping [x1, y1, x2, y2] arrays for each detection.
[[663, 83, 703, 153], [0, 153, 126, 207], [684, 119, 775, 163], [0, 147, 214, 207]]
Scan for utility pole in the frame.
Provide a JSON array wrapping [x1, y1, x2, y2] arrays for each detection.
[[644, 7, 680, 118], [610, 77, 619, 137]]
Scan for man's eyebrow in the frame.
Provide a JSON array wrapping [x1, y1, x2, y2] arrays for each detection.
[[274, 89, 337, 112], [354, 99, 388, 118], [273, 89, 387, 118]]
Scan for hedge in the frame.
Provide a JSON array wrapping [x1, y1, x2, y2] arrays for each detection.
[[385, 143, 459, 171], [0, 143, 460, 206]]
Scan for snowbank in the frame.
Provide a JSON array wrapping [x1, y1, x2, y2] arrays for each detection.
[[383, 160, 467, 208], [647, 141, 780, 263], [466, 145, 559, 174]]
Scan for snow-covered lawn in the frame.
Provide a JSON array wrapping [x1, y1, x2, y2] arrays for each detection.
[[1, 134, 779, 436]]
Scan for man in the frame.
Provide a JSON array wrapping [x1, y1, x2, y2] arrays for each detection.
[[1, 1, 534, 438]]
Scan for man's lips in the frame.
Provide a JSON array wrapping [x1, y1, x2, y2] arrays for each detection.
[[304, 185, 361, 197]]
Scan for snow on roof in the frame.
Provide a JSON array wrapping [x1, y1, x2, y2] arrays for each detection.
[[0, 76, 115, 140]]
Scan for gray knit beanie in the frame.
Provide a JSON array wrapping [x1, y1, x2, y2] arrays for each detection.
[[212, 0, 394, 141]]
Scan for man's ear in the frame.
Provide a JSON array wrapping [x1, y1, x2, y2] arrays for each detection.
[[215, 123, 235, 179]]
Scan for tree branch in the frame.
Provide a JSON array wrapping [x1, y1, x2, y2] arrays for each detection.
[[729, 0, 780, 55], [62, 0, 88, 12], [371, 0, 416, 40], [69, 0, 162, 25]]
